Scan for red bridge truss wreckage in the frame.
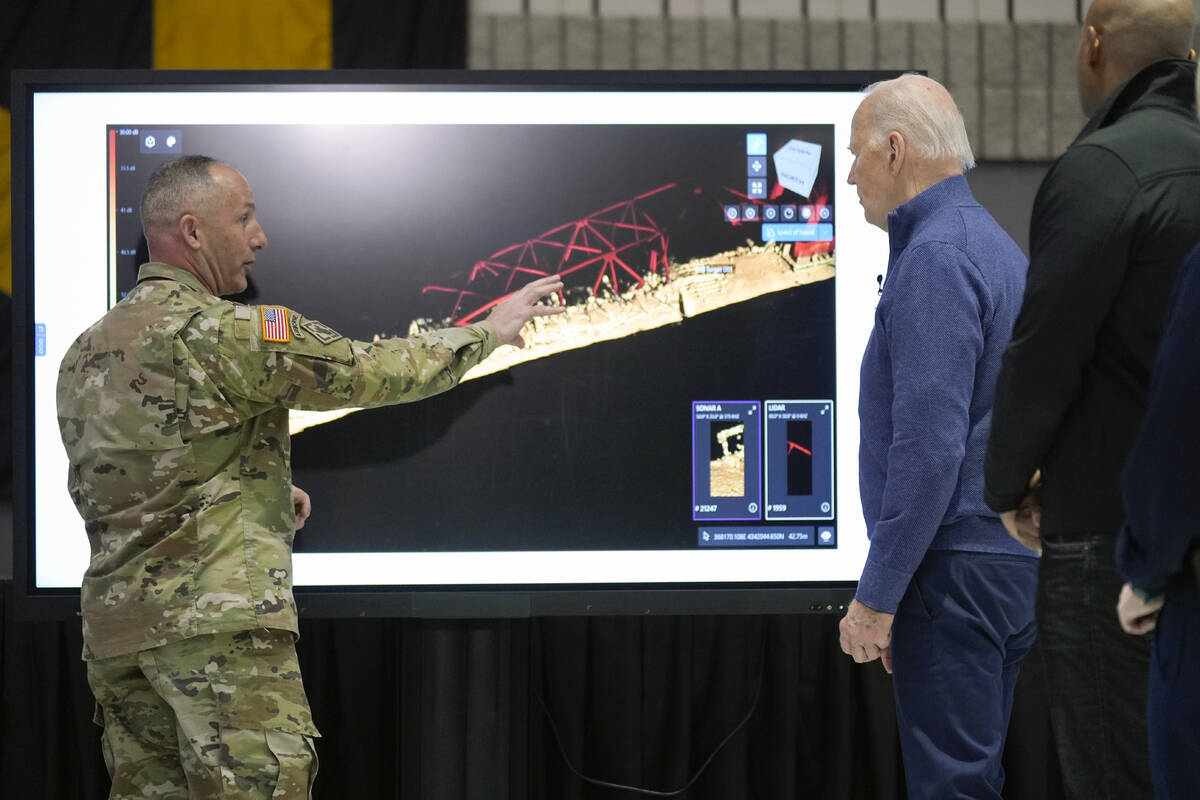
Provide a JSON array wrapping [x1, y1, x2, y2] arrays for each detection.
[[421, 182, 834, 328], [294, 184, 837, 433], [422, 184, 676, 326]]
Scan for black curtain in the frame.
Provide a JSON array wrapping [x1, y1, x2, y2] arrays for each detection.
[[332, 0, 468, 68], [0, 0, 468, 97], [1, 581, 1063, 799], [0, 1, 152, 108]]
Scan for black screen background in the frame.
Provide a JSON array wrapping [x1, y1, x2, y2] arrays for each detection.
[[110, 122, 838, 552]]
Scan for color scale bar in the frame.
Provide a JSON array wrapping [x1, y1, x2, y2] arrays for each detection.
[[108, 129, 117, 307]]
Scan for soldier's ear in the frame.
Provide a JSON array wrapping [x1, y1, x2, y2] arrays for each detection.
[[179, 213, 201, 249]]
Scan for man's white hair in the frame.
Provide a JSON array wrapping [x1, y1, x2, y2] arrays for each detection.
[[863, 74, 976, 171]]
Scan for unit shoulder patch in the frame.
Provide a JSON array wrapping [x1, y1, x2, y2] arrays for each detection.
[[289, 313, 306, 339], [301, 319, 343, 344]]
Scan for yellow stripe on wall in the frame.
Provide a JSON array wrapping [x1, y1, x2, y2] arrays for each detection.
[[1, 107, 11, 295], [154, 0, 332, 70]]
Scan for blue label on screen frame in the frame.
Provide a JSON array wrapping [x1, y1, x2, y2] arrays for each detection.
[[761, 222, 834, 242], [698, 525, 819, 547], [35, 323, 46, 356]]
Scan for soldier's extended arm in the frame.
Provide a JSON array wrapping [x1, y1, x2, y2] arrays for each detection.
[[201, 274, 563, 417], [211, 306, 499, 414]]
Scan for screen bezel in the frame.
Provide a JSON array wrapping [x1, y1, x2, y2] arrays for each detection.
[[12, 68, 899, 620]]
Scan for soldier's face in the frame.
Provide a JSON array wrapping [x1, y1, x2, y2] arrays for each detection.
[[202, 165, 268, 296]]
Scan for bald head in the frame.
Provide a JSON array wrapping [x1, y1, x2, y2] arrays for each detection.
[[1089, 0, 1194, 72], [861, 74, 975, 172], [1079, 0, 1196, 115]]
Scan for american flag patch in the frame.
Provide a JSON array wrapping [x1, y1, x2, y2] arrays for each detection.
[[260, 306, 290, 343]]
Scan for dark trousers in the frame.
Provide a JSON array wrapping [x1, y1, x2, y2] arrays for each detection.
[[891, 550, 1039, 800], [1039, 534, 1152, 800], [1148, 586, 1200, 800]]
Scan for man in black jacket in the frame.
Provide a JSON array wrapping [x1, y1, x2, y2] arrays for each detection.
[[984, 0, 1200, 796]]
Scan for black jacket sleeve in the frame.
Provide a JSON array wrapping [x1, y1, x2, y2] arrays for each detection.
[[984, 145, 1139, 511]]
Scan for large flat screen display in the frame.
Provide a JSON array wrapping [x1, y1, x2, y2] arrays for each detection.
[[13, 71, 892, 616]]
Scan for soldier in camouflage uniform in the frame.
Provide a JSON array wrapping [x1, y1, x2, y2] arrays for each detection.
[[57, 155, 562, 798]]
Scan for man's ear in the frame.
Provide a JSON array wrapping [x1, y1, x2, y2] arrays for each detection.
[[887, 130, 906, 176], [179, 213, 201, 249], [1086, 24, 1103, 69]]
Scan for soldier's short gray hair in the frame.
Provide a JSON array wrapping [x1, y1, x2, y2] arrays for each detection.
[[863, 74, 975, 172], [140, 155, 221, 236]]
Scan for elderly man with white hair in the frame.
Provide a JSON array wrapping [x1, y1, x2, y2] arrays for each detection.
[[838, 74, 1038, 800]]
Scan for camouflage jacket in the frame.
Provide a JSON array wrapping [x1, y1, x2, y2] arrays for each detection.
[[57, 263, 497, 659]]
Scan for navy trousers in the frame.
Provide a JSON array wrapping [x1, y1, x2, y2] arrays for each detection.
[[890, 549, 1039, 800], [1148, 585, 1200, 800]]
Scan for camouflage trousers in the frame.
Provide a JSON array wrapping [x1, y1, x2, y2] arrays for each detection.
[[85, 629, 320, 799]]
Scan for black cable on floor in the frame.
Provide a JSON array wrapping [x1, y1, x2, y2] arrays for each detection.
[[532, 618, 768, 797]]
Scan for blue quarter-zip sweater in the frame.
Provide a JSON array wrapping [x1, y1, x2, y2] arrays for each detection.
[[857, 175, 1037, 614]]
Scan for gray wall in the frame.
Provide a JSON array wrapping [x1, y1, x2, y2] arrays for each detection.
[[468, 1, 1087, 159], [469, 0, 1200, 161], [968, 161, 1049, 256]]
